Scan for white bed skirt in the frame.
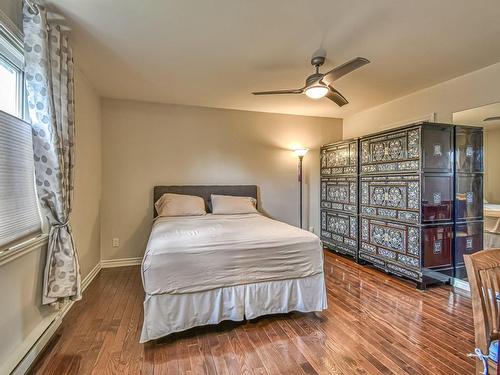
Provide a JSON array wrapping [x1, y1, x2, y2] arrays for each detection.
[[140, 272, 327, 343]]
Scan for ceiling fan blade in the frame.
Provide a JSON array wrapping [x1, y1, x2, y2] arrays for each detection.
[[484, 116, 500, 122], [321, 57, 370, 86], [325, 88, 349, 107], [252, 88, 303, 95]]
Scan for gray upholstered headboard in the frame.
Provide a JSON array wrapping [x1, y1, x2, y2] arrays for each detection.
[[153, 185, 258, 217]]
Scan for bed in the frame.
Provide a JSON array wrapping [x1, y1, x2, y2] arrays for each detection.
[[485, 203, 500, 249], [140, 185, 327, 343]]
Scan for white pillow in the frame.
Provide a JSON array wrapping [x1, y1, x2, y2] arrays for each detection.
[[155, 193, 206, 217], [211, 194, 258, 214]]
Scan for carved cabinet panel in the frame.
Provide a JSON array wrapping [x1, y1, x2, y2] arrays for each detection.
[[360, 175, 421, 224], [320, 140, 358, 176], [360, 217, 453, 282], [360, 127, 420, 174], [360, 217, 421, 280], [360, 174, 453, 224], [321, 177, 357, 214], [360, 124, 453, 174], [321, 210, 358, 257]]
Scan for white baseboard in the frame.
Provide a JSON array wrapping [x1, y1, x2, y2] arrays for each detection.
[[81, 262, 102, 291], [9, 261, 102, 375], [101, 257, 142, 268]]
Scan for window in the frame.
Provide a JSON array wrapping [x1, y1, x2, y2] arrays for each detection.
[[0, 111, 42, 249], [0, 55, 22, 117], [0, 13, 42, 253]]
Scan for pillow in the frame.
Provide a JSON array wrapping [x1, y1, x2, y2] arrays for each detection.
[[155, 193, 206, 217], [211, 194, 258, 214]]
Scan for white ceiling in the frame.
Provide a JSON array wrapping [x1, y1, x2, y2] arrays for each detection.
[[47, 0, 500, 118], [453, 102, 500, 130]]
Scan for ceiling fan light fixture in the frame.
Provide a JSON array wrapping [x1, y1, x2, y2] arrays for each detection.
[[305, 85, 328, 99]]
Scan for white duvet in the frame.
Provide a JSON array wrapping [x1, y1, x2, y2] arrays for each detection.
[[141, 213, 324, 295]]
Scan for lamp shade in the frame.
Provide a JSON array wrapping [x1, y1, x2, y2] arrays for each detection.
[[293, 148, 309, 157], [305, 85, 328, 99]]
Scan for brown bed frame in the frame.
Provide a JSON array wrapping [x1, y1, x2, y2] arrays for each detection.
[[153, 185, 258, 217]]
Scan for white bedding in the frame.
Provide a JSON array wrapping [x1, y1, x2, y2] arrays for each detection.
[[484, 203, 500, 249], [142, 213, 324, 295]]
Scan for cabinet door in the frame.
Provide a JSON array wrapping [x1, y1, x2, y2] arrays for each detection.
[[321, 177, 357, 214], [360, 127, 420, 174], [421, 175, 453, 223], [455, 174, 483, 221], [454, 221, 484, 268], [456, 127, 483, 173], [421, 125, 453, 173], [321, 211, 358, 255], [360, 217, 421, 272], [360, 174, 420, 224], [422, 225, 453, 268], [320, 140, 358, 176]]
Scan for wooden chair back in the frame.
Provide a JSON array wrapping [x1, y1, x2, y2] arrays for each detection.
[[464, 249, 500, 374]]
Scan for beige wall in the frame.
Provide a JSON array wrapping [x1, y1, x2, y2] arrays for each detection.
[[71, 68, 102, 277], [101, 99, 342, 260], [484, 128, 500, 203], [343, 62, 500, 138], [0, 0, 21, 29], [0, 244, 56, 374], [0, 66, 102, 373]]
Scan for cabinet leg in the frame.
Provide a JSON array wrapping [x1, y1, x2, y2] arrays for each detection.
[[416, 281, 426, 291]]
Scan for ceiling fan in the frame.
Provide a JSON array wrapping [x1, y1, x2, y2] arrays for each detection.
[[252, 51, 370, 107], [484, 116, 500, 122]]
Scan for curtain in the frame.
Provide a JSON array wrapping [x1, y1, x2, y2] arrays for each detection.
[[23, 4, 81, 305]]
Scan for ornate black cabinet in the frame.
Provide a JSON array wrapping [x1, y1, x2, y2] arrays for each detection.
[[320, 122, 484, 289], [359, 122, 455, 289], [454, 126, 484, 279], [320, 139, 359, 259]]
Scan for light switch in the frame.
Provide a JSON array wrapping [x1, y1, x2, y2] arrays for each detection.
[[112, 238, 120, 247]]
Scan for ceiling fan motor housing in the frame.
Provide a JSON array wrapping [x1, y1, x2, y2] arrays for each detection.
[[311, 55, 325, 67], [306, 72, 324, 86]]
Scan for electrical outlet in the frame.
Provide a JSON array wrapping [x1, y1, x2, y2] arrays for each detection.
[[112, 238, 120, 247], [309, 226, 314, 232]]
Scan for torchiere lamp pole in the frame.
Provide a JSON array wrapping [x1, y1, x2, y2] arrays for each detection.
[[293, 148, 308, 228]]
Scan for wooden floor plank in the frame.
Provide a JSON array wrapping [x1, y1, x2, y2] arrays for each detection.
[[30, 251, 476, 375]]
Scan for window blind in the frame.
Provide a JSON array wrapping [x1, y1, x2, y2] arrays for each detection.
[[0, 110, 41, 248]]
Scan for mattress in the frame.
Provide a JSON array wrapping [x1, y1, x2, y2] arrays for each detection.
[[485, 203, 500, 234], [142, 213, 324, 295]]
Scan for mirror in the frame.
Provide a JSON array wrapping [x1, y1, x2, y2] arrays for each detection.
[[453, 102, 500, 251]]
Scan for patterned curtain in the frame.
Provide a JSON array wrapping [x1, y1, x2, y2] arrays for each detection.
[[23, 4, 81, 305]]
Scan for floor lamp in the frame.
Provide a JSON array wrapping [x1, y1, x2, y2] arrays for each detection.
[[293, 148, 308, 228]]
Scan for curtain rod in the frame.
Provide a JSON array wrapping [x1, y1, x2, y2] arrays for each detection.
[[24, 0, 39, 15]]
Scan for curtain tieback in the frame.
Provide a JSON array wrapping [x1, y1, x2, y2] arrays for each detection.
[[52, 220, 70, 229]]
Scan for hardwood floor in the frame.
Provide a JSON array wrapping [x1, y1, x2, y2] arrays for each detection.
[[30, 251, 476, 374]]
